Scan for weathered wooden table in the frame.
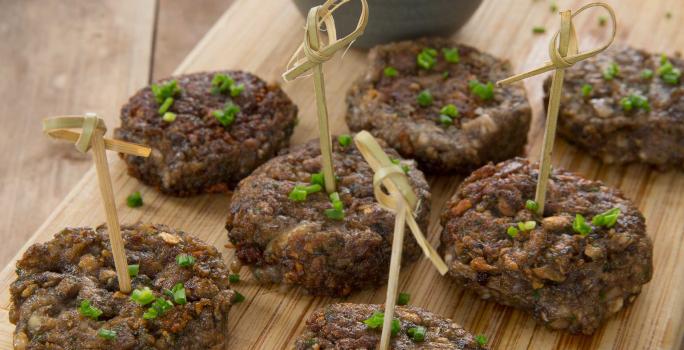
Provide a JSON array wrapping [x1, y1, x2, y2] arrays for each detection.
[[1, 0, 683, 349]]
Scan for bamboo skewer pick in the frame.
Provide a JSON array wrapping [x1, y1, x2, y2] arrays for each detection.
[[354, 131, 448, 350], [283, 0, 369, 194], [497, 2, 616, 214], [43, 114, 151, 293]]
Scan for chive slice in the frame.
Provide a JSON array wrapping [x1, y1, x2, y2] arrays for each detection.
[[620, 94, 650, 112], [176, 254, 195, 268], [442, 48, 460, 64], [289, 186, 308, 202], [310, 173, 325, 187], [97, 328, 117, 340], [363, 311, 401, 336], [468, 80, 495, 100], [162, 112, 177, 123], [151, 80, 181, 104], [440, 104, 459, 117], [230, 83, 245, 97], [397, 292, 410, 305], [603, 62, 620, 80], [439, 115, 453, 127], [591, 207, 620, 228], [417, 89, 433, 107], [580, 84, 593, 97], [128, 264, 139, 277], [532, 26, 546, 34], [329, 192, 341, 203], [525, 200, 539, 212], [641, 69, 654, 79], [408, 326, 426, 342], [338, 134, 352, 147], [130, 286, 156, 306], [229, 274, 240, 283], [126, 191, 143, 208], [324, 208, 344, 220], [213, 102, 240, 127], [517, 221, 536, 231], [475, 334, 488, 347], [417, 48, 438, 70], [507, 226, 519, 238], [169, 283, 186, 305], [232, 291, 246, 303], [78, 299, 102, 320], [572, 214, 592, 236], [143, 298, 173, 319], [657, 54, 681, 85], [384, 66, 398, 77], [158, 97, 174, 115], [303, 184, 322, 194]]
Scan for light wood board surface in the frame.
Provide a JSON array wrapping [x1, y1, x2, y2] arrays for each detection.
[[1, 0, 683, 349]]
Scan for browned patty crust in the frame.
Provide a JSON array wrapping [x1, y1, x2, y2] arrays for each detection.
[[115, 71, 298, 196], [346, 37, 531, 173], [440, 158, 653, 334], [226, 138, 431, 297], [10, 223, 235, 349], [295, 303, 487, 350], [546, 46, 684, 169]]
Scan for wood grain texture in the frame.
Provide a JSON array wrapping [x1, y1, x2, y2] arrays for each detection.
[[2, 0, 683, 349], [0, 0, 155, 271]]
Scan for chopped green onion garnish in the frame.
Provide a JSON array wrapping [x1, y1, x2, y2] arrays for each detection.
[[126, 191, 143, 208], [525, 200, 539, 212], [338, 134, 352, 147], [329, 192, 341, 203], [332, 200, 344, 211], [439, 115, 453, 127], [440, 104, 459, 118], [517, 221, 537, 231], [176, 254, 195, 267], [581, 84, 593, 97], [384, 66, 398, 77], [232, 291, 246, 303], [620, 94, 650, 112], [442, 48, 460, 64], [143, 298, 173, 319], [303, 184, 322, 194], [128, 264, 139, 277], [230, 83, 245, 97], [507, 226, 519, 238], [657, 54, 681, 85], [213, 102, 240, 127], [169, 283, 187, 305], [151, 80, 181, 104], [162, 112, 177, 123], [598, 16, 607, 26], [363, 311, 401, 336], [397, 292, 410, 305], [417, 48, 438, 70], [229, 274, 240, 283], [130, 286, 156, 306], [325, 208, 345, 220], [592, 207, 620, 228], [97, 328, 117, 340], [641, 69, 654, 79], [468, 80, 494, 100], [475, 334, 488, 347], [289, 186, 308, 202], [572, 214, 592, 236], [603, 62, 620, 80], [532, 26, 546, 34], [311, 173, 325, 187], [158, 97, 174, 115], [408, 326, 426, 342], [78, 299, 102, 320], [417, 89, 433, 107]]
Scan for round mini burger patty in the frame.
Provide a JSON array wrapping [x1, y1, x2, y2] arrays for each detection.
[[440, 158, 653, 334], [10, 223, 236, 349], [226, 137, 431, 297], [346, 37, 531, 173], [295, 303, 487, 350], [546, 46, 684, 169], [115, 71, 298, 196]]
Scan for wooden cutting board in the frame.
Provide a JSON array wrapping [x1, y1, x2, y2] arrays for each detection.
[[1, 0, 682, 348]]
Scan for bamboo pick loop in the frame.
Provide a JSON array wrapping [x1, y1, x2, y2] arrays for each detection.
[[282, 0, 368, 194], [354, 131, 447, 275], [497, 2, 616, 214], [43, 113, 151, 293]]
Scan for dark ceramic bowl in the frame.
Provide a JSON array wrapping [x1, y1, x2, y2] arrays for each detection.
[[293, 0, 484, 48]]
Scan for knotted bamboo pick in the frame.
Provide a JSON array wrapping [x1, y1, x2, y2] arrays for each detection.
[[354, 131, 448, 350], [43, 113, 150, 293], [497, 2, 616, 215], [283, 0, 369, 194]]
